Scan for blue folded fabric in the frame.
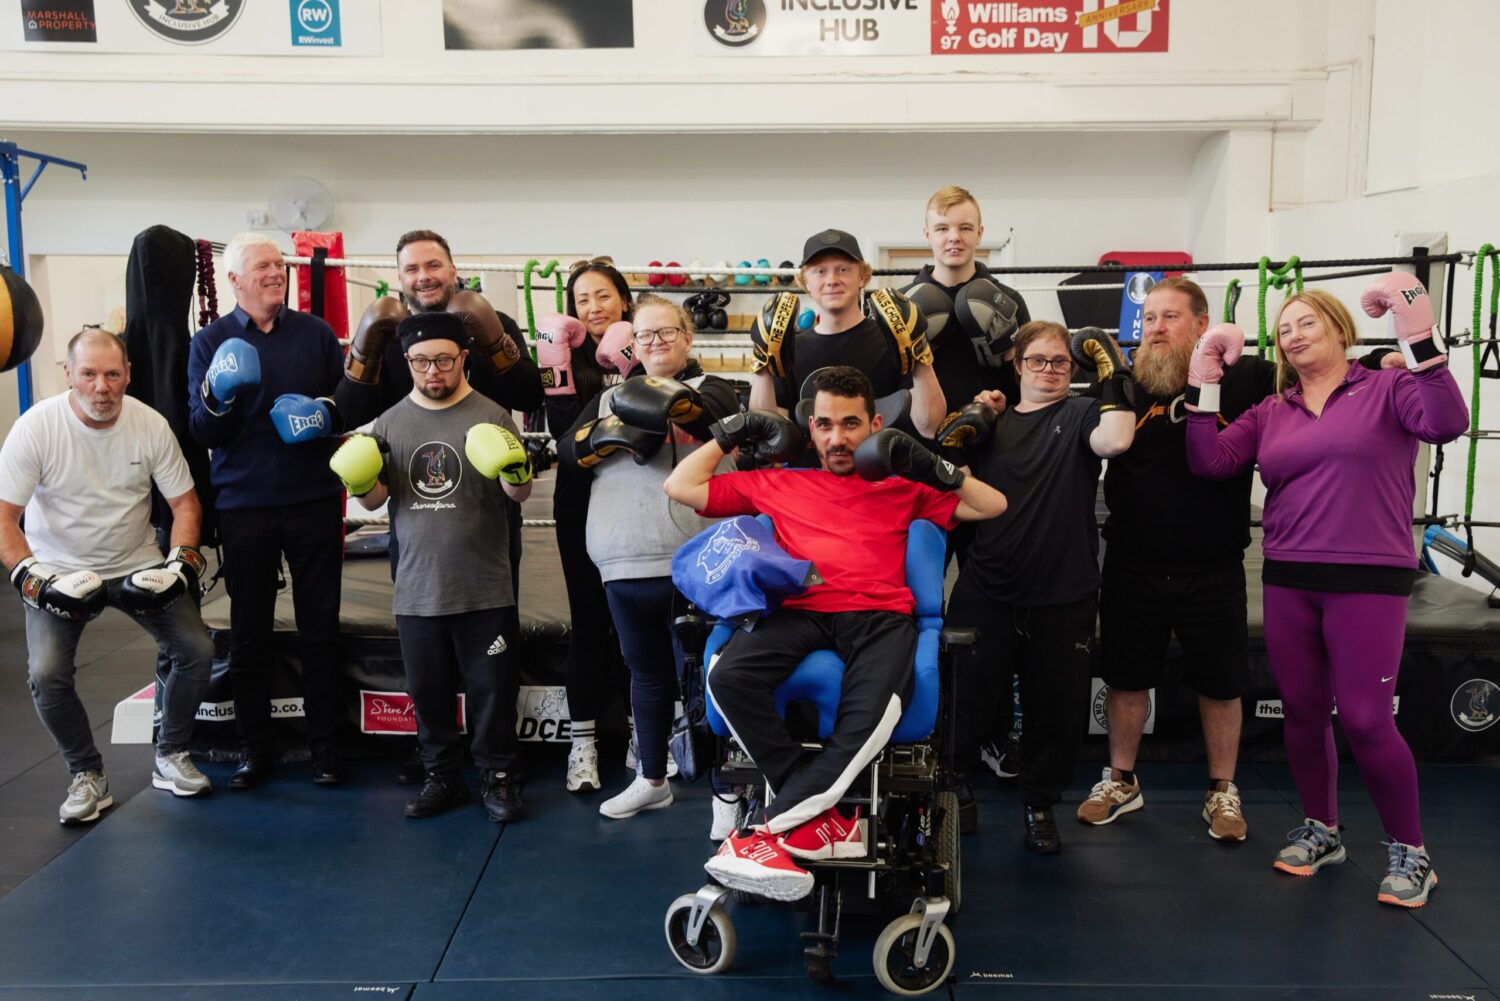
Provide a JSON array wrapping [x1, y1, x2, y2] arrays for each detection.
[[672, 516, 821, 629]]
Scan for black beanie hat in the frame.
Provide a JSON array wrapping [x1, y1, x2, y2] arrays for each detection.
[[397, 310, 467, 352]]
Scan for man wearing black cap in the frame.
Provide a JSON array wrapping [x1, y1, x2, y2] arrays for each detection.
[[749, 229, 947, 439], [333, 311, 531, 822]]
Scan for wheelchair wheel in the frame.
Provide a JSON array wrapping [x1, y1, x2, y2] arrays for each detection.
[[664, 893, 736, 975], [935, 790, 962, 914], [872, 913, 955, 996]]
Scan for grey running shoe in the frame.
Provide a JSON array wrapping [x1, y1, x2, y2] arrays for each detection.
[[710, 787, 747, 841], [1377, 839, 1437, 908], [153, 751, 212, 797], [1273, 819, 1345, 875], [60, 771, 112, 825]]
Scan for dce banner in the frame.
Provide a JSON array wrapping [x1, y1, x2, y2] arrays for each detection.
[[700, 0, 1167, 56], [934, 0, 1170, 54]]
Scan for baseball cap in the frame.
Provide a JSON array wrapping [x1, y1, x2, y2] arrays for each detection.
[[800, 229, 864, 267]]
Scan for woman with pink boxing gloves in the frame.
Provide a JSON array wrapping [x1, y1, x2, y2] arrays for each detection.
[[1185, 274, 1468, 908], [557, 293, 740, 819], [535, 258, 639, 795]]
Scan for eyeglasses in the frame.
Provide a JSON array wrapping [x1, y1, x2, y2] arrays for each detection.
[[633, 326, 684, 345], [1022, 355, 1073, 374], [406, 354, 460, 373], [568, 255, 615, 275]]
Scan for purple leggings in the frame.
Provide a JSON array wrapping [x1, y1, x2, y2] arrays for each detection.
[[1262, 585, 1422, 846]]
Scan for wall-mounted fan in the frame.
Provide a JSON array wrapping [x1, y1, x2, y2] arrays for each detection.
[[268, 176, 335, 232]]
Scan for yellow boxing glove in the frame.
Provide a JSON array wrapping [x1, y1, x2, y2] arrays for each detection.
[[465, 423, 532, 486], [329, 433, 388, 497]]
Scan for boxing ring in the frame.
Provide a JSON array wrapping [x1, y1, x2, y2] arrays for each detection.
[[105, 241, 1498, 765]]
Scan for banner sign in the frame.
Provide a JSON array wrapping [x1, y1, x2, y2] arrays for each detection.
[[3, 0, 380, 55], [699, 0, 1167, 55], [443, 0, 634, 50], [1116, 270, 1161, 346], [934, 0, 1169, 54], [20, 0, 96, 42], [360, 690, 467, 736]]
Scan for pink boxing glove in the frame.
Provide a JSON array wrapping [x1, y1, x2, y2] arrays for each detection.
[[1361, 272, 1444, 372], [596, 320, 641, 378], [535, 314, 586, 396], [1186, 323, 1245, 413]]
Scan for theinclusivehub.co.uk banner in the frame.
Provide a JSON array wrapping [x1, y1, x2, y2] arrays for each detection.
[[699, 0, 1169, 56]]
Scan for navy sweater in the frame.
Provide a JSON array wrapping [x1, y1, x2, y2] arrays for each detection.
[[187, 305, 344, 509]]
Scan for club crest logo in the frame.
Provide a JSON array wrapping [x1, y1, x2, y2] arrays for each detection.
[[131, 0, 246, 45], [697, 521, 760, 584], [410, 441, 462, 500], [705, 0, 766, 47], [1451, 678, 1498, 732]]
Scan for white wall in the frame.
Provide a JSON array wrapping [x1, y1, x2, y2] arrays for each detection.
[[0, 1, 1325, 135]]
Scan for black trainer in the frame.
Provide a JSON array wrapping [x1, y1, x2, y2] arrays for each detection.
[[311, 748, 346, 786], [405, 773, 471, 819], [1024, 804, 1061, 854], [481, 770, 525, 823]]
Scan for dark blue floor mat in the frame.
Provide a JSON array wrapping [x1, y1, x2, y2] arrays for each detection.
[[0, 986, 414, 1000], [0, 762, 498, 988]]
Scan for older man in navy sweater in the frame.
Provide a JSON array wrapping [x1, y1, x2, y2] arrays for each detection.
[[188, 232, 347, 789]]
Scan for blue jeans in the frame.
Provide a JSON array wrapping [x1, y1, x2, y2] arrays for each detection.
[[25, 576, 215, 774]]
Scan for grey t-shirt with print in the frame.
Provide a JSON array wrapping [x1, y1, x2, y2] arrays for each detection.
[[374, 391, 518, 616]]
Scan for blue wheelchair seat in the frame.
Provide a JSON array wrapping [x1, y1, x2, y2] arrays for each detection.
[[703, 518, 947, 745]]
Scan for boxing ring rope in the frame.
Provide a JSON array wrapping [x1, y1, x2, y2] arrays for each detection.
[[212, 245, 1499, 545]]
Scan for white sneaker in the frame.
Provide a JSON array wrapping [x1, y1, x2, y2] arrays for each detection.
[[153, 750, 212, 797], [60, 770, 112, 825], [710, 788, 747, 841], [566, 739, 600, 793], [599, 775, 674, 819]]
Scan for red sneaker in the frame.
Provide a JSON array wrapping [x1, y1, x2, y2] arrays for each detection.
[[779, 806, 866, 860], [704, 830, 814, 902]]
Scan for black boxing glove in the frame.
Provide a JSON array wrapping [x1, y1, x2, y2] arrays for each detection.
[[710, 410, 804, 466], [751, 292, 799, 380], [1070, 327, 1132, 412], [562, 415, 667, 469], [609, 375, 705, 434], [905, 282, 955, 345], [10, 557, 107, 622], [865, 287, 932, 376], [933, 402, 998, 463], [120, 546, 207, 616], [854, 428, 965, 492], [955, 278, 1020, 368]]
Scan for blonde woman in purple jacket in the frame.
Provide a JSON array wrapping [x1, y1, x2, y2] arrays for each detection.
[[1184, 274, 1468, 909]]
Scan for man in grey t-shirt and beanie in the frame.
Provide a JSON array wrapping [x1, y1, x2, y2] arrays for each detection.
[[331, 311, 532, 822]]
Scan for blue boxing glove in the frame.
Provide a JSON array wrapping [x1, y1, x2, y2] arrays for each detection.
[[270, 394, 340, 443], [201, 337, 261, 416]]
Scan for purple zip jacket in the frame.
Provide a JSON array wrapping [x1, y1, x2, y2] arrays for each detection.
[[1186, 363, 1469, 568]]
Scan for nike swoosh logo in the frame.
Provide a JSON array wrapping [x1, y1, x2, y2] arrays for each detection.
[[1381, 675, 1395, 683], [1347, 388, 1364, 397]]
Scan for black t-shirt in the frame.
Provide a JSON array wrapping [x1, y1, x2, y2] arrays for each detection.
[[963, 395, 1103, 606], [773, 317, 909, 411], [1100, 357, 1276, 574], [546, 342, 610, 522], [904, 263, 1032, 411]]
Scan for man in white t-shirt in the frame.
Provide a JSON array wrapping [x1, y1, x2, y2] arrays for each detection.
[[0, 328, 217, 825]]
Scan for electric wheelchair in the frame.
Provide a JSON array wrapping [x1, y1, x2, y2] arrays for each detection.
[[663, 518, 974, 996]]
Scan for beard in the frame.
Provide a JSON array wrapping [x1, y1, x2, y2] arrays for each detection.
[[411, 283, 456, 312], [1132, 338, 1192, 397], [77, 394, 121, 422], [417, 379, 459, 402]]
